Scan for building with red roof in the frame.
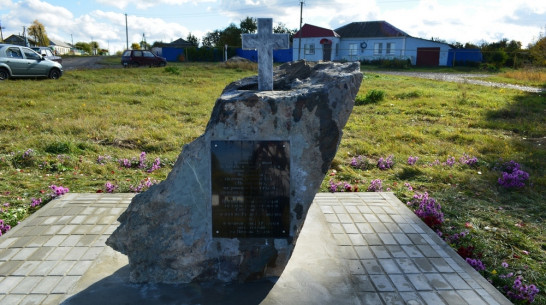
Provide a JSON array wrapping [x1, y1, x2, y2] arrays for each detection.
[[293, 21, 453, 66]]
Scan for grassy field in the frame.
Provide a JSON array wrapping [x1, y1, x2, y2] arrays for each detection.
[[0, 61, 544, 303]]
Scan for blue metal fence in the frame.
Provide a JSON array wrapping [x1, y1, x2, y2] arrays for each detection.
[[447, 49, 483, 67], [235, 48, 293, 63]]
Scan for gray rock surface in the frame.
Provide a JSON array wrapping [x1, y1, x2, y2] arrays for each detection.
[[106, 60, 363, 283]]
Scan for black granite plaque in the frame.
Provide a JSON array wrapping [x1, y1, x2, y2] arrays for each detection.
[[211, 140, 290, 238]]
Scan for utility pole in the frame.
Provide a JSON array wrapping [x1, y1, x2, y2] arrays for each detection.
[[125, 13, 129, 50], [0, 20, 4, 42], [23, 26, 29, 47], [297, 0, 304, 60]]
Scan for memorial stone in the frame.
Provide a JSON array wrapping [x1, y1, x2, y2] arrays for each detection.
[[107, 22, 362, 283]]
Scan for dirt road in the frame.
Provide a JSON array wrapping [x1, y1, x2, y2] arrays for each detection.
[[62, 56, 114, 71], [367, 71, 544, 93]]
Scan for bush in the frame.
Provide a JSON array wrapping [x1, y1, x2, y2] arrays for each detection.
[[360, 58, 411, 69], [164, 66, 180, 75], [355, 89, 385, 105]]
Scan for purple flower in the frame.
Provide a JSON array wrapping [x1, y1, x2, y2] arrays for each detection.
[[407, 156, 419, 165], [367, 179, 383, 192], [445, 156, 456, 167], [119, 158, 131, 168], [22, 149, 34, 159], [502, 262, 509, 268], [410, 192, 444, 229], [377, 155, 394, 170], [139, 152, 147, 169], [105, 182, 118, 193], [328, 179, 341, 192], [147, 157, 161, 173], [350, 155, 368, 170], [404, 182, 413, 191], [460, 153, 478, 166], [466, 258, 485, 271], [97, 155, 111, 165], [505, 276, 540, 303], [49, 185, 69, 198], [498, 169, 530, 189], [130, 178, 158, 193], [30, 197, 42, 208], [0, 219, 11, 235]]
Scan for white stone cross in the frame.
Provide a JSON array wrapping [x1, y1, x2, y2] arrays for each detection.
[[242, 18, 289, 91]]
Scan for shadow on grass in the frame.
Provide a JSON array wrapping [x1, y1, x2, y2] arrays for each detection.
[[480, 90, 545, 217], [61, 266, 275, 305], [484, 92, 545, 138]]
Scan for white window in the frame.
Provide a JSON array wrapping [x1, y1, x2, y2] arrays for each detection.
[[374, 43, 383, 55], [349, 43, 358, 56], [304, 44, 315, 55], [386, 43, 396, 55]]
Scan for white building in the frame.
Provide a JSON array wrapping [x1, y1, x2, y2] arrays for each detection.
[[293, 21, 452, 66], [49, 39, 72, 55]]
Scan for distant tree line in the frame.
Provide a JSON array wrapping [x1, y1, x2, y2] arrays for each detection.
[[201, 16, 296, 48], [446, 27, 546, 68]]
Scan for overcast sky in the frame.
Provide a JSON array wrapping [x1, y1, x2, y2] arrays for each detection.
[[1, 0, 545, 53]]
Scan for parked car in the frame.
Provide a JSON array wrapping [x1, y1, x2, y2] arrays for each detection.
[[121, 50, 167, 67], [0, 44, 63, 80], [31, 47, 62, 64]]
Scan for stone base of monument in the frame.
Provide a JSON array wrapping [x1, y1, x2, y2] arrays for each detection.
[[106, 60, 363, 283], [63, 201, 354, 305]]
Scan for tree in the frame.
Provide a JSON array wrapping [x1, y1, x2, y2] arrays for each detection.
[[28, 20, 49, 46], [529, 33, 546, 66], [131, 43, 140, 50], [74, 42, 91, 54], [481, 39, 522, 67], [202, 30, 221, 47], [240, 17, 257, 34], [186, 33, 199, 46], [273, 22, 297, 41], [218, 23, 242, 47]]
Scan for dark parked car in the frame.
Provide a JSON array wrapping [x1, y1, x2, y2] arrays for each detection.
[[121, 50, 167, 67], [0, 44, 63, 80], [31, 47, 62, 64]]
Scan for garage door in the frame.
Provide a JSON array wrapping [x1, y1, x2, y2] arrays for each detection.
[[416, 47, 440, 66]]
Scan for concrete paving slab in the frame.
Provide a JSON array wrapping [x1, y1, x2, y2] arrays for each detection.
[[0, 193, 512, 305]]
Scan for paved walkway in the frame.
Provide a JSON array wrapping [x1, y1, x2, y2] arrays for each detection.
[[0, 193, 512, 305]]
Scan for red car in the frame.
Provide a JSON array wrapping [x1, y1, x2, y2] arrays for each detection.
[[121, 50, 167, 67]]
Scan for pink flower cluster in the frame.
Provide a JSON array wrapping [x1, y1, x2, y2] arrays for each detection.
[[50, 185, 69, 198]]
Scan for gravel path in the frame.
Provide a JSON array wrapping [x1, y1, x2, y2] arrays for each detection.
[[370, 71, 544, 93], [62, 56, 116, 71]]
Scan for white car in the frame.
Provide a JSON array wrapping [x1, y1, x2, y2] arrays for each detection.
[[0, 44, 63, 80]]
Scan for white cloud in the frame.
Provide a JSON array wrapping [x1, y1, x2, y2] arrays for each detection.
[[95, 0, 215, 10]]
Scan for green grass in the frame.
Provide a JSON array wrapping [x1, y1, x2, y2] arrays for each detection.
[[0, 63, 544, 303]]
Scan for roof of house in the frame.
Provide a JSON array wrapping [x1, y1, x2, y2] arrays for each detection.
[[334, 21, 409, 38], [49, 39, 71, 48], [294, 24, 340, 38], [160, 38, 195, 48], [4, 35, 36, 46]]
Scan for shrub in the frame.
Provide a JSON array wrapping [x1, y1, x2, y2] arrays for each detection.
[[355, 89, 385, 105], [164, 66, 180, 75]]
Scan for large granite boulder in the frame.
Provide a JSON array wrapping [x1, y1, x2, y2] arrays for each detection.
[[106, 60, 363, 283]]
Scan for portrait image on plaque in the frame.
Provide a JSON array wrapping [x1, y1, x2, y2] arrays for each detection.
[[211, 140, 290, 238]]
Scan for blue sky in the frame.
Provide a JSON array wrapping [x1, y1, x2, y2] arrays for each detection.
[[1, 0, 545, 53]]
